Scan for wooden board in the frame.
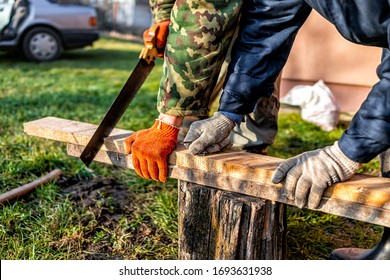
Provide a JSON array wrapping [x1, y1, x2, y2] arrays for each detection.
[[24, 117, 390, 227]]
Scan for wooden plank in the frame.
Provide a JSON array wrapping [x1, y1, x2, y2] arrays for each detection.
[[65, 144, 390, 228], [23, 117, 131, 154], [24, 117, 390, 227]]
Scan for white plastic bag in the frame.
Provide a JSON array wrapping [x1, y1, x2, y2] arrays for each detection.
[[280, 80, 340, 131]]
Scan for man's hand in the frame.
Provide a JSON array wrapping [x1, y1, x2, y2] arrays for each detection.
[[144, 20, 170, 58], [183, 112, 235, 155], [125, 119, 179, 182], [271, 142, 361, 209]]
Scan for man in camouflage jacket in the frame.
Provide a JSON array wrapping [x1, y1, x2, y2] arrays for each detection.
[[125, 0, 281, 182]]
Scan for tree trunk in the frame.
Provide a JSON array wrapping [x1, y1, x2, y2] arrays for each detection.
[[178, 180, 286, 260]]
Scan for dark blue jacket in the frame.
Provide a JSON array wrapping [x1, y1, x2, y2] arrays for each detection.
[[219, 0, 390, 163]]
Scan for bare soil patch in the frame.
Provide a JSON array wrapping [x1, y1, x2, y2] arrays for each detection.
[[58, 175, 138, 259]]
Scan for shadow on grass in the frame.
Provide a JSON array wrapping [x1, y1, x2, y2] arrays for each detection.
[[0, 42, 163, 72], [0, 37, 163, 130], [0, 85, 159, 130]]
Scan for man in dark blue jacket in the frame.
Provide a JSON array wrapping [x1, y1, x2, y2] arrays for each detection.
[[185, 0, 390, 208], [183, 0, 390, 259]]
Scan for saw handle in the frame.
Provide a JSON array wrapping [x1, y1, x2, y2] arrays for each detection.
[[139, 24, 159, 65]]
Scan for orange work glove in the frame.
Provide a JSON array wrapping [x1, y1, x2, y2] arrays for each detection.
[[143, 20, 170, 58], [125, 119, 179, 182]]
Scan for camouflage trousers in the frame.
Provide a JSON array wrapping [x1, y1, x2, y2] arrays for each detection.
[[158, 0, 280, 148]]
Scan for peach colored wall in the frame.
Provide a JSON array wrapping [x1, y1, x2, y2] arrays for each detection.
[[281, 10, 382, 113]]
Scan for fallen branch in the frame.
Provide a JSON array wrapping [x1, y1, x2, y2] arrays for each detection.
[[0, 169, 63, 205]]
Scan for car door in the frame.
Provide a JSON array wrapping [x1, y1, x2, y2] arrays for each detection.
[[0, 0, 14, 36]]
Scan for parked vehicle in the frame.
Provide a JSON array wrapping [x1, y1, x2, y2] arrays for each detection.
[[0, 0, 99, 62]]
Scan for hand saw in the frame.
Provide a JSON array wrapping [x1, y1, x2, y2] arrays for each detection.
[[80, 25, 159, 166]]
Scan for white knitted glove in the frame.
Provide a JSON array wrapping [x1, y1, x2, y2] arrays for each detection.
[[271, 142, 361, 209], [183, 112, 235, 155]]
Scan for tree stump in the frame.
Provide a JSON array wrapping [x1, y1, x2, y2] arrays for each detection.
[[178, 180, 286, 260]]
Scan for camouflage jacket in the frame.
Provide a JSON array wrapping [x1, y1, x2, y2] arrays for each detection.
[[149, 0, 242, 116]]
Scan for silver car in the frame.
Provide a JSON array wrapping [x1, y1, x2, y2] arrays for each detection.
[[0, 0, 99, 62]]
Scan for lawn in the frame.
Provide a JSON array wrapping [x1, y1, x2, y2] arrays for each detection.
[[0, 36, 383, 260]]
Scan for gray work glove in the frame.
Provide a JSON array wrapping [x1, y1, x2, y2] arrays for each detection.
[[183, 112, 235, 155], [271, 141, 361, 209]]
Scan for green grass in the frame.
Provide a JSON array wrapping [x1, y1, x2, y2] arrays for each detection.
[[0, 36, 382, 260]]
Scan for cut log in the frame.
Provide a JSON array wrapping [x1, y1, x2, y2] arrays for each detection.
[[24, 117, 390, 227], [178, 181, 286, 260]]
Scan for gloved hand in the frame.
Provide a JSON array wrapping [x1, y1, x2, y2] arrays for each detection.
[[144, 20, 170, 58], [124, 119, 179, 182], [271, 141, 361, 209], [183, 112, 235, 155]]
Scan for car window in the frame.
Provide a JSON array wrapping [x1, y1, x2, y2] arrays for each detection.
[[0, 0, 14, 33]]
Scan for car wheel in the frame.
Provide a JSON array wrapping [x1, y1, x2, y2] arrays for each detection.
[[22, 27, 63, 62]]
